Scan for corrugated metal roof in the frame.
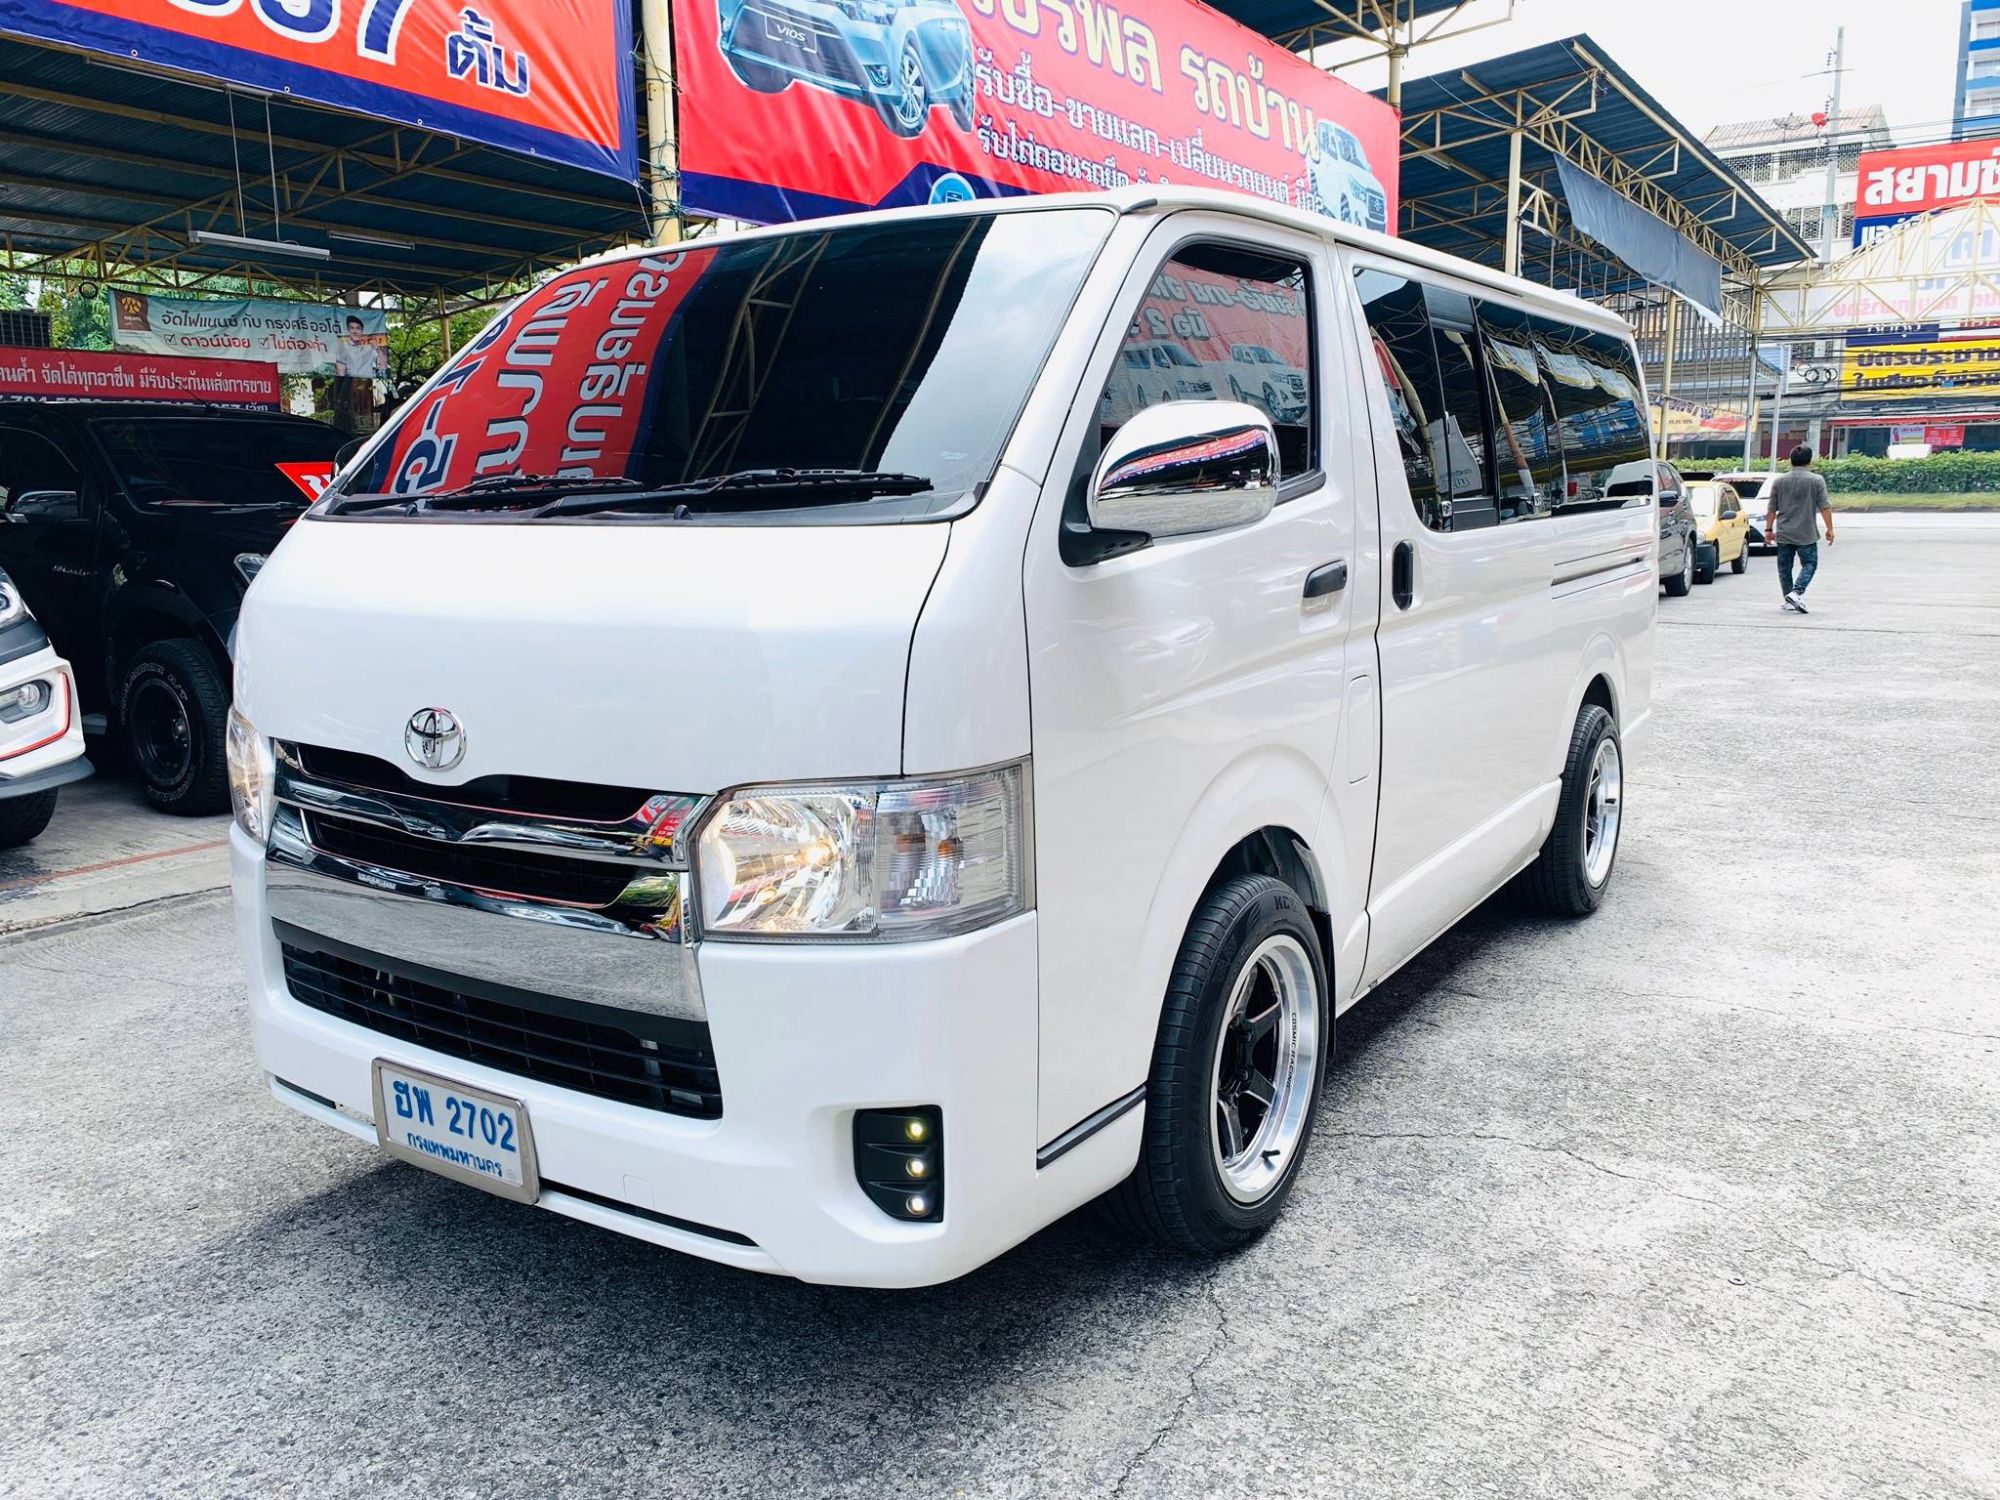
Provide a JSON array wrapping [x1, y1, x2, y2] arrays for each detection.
[[1206, 0, 1468, 44], [1704, 105, 1892, 155], [0, 32, 647, 298], [1393, 35, 1816, 279]]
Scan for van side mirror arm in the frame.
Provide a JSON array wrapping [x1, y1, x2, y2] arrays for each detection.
[[1060, 513, 1150, 566]]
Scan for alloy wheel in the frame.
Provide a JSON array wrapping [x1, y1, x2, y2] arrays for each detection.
[[1583, 736, 1623, 888], [1209, 934, 1322, 1204]]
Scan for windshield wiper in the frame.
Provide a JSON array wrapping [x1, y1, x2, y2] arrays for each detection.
[[535, 468, 936, 519], [320, 473, 655, 516]]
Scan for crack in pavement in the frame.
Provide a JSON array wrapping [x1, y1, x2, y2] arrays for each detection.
[[1776, 1240, 2000, 1326], [1110, 1273, 1232, 1498], [0, 885, 230, 945], [1323, 1129, 1728, 1211]]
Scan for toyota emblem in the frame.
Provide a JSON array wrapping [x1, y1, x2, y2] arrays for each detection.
[[404, 708, 466, 771]]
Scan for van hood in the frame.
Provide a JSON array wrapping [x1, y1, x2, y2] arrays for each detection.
[[234, 516, 950, 793]]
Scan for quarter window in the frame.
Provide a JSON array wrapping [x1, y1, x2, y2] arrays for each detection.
[[1103, 243, 1315, 479], [1478, 306, 1565, 521], [1528, 320, 1652, 512]]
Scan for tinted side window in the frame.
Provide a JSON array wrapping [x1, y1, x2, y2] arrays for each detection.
[[1104, 243, 1315, 479], [1353, 270, 1493, 531], [0, 427, 81, 507], [1527, 321, 1652, 513], [1478, 306, 1563, 522], [1426, 288, 1497, 531]]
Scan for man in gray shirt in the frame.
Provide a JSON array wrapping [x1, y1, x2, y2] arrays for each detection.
[[1764, 445, 1836, 613]]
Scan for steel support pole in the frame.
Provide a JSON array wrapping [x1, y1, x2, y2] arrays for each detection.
[[1657, 294, 1680, 459], [1504, 130, 1524, 278], [642, 0, 682, 245]]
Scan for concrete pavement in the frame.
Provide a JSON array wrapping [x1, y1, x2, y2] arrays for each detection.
[[2, 517, 1995, 1498]]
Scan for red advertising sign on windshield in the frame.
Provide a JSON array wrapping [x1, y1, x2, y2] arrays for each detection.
[[0, 347, 281, 406], [373, 249, 714, 497], [0, 0, 634, 179], [673, 0, 1399, 229]]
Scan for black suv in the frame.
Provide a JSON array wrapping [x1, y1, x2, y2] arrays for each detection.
[[0, 401, 342, 813]]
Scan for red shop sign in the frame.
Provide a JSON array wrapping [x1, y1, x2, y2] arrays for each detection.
[[0, 346, 282, 406]]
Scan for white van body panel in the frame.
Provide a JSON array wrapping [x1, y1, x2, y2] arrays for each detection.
[[236, 517, 948, 791], [1021, 209, 1375, 1144]]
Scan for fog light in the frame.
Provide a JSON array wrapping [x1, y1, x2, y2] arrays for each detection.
[[854, 1107, 942, 1222], [0, 679, 52, 722]]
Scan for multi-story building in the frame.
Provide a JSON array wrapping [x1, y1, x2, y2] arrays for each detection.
[[1956, 0, 2000, 140], [1705, 106, 1895, 257]]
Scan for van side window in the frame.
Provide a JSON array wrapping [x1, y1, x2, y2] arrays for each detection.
[[1421, 287, 1497, 529], [1477, 306, 1564, 522], [1352, 269, 1443, 529], [0, 428, 82, 511], [1528, 322, 1652, 513], [1104, 243, 1315, 479], [1354, 270, 1493, 530]]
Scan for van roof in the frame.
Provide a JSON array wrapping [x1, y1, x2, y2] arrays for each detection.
[[578, 186, 1637, 342]]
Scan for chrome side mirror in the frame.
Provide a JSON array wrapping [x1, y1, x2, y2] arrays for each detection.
[[1089, 400, 1278, 543]]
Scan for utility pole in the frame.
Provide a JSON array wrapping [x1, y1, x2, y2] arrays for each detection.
[[1821, 26, 1846, 263], [642, 0, 682, 245]]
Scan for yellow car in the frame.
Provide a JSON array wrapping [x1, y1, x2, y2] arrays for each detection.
[[1685, 481, 1749, 582]]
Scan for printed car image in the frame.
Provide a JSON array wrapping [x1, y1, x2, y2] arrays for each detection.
[[1309, 121, 1389, 233], [1099, 339, 1218, 428], [719, 0, 976, 138], [1218, 343, 1309, 423]]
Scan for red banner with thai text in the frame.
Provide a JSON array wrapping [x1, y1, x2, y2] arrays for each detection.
[[675, 0, 1399, 229], [0, 346, 281, 406], [0, 0, 634, 179]]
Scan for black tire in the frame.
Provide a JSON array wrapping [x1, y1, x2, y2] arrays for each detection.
[[1664, 540, 1693, 597], [1695, 552, 1717, 584], [1520, 705, 1621, 918], [724, 50, 791, 93], [1106, 874, 1330, 1255], [1730, 547, 1748, 575], [0, 789, 57, 848], [120, 639, 230, 816], [948, 87, 974, 132]]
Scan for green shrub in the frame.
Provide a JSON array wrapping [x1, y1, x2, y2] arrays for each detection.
[[1814, 452, 2000, 493]]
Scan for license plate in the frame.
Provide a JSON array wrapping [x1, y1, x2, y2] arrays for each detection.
[[765, 14, 816, 51], [372, 1061, 539, 1205]]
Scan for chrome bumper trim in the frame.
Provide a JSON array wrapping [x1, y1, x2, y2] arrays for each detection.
[[264, 769, 706, 1023]]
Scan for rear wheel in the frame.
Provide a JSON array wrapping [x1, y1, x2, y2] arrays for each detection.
[[1664, 540, 1693, 596], [874, 40, 929, 137], [1519, 705, 1622, 917], [0, 789, 58, 848], [120, 639, 230, 816], [1107, 875, 1328, 1254]]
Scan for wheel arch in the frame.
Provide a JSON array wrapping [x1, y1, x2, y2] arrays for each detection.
[[1550, 637, 1623, 785]]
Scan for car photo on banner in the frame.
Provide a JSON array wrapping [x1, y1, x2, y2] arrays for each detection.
[[719, 0, 977, 139]]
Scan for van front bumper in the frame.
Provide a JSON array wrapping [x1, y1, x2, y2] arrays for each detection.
[[0, 645, 89, 794], [233, 828, 1113, 1287]]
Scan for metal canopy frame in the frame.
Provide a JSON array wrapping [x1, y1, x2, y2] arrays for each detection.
[[0, 31, 649, 306], [1394, 36, 1813, 290]]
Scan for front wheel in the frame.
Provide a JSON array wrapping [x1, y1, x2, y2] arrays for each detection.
[[1107, 875, 1329, 1254], [1519, 705, 1622, 917], [1730, 546, 1748, 575], [120, 639, 231, 815], [0, 788, 58, 848]]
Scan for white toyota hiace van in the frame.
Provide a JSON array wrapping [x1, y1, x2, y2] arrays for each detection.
[[229, 187, 1655, 1287]]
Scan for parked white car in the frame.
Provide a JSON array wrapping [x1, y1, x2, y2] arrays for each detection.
[[1217, 342, 1309, 423], [229, 187, 1654, 1287], [0, 566, 91, 847]]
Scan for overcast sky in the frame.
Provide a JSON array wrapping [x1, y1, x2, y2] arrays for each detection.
[[1335, 0, 1964, 145]]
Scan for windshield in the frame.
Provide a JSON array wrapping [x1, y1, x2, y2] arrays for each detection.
[[1688, 488, 1719, 517], [94, 416, 341, 508], [334, 208, 1112, 520]]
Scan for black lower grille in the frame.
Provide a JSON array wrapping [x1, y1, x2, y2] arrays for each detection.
[[308, 813, 635, 908], [279, 933, 722, 1119]]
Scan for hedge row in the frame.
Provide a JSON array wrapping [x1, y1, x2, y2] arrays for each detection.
[[1812, 453, 2000, 493]]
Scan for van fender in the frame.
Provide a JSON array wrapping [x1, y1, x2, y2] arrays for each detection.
[[1110, 743, 1333, 1092], [1551, 630, 1625, 783]]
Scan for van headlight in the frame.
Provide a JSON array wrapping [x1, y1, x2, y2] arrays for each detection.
[[226, 706, 275, 844], [696, 763, 1031, 941]]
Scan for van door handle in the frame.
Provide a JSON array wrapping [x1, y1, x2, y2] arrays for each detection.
[[1392, 541, 1416, 610], [1302, 559, 1347, 607]]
